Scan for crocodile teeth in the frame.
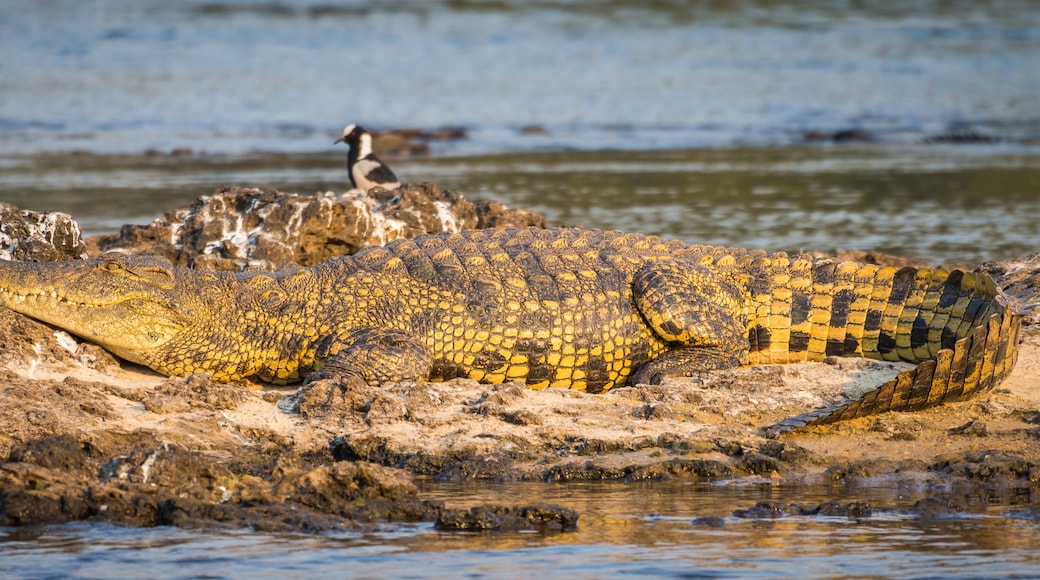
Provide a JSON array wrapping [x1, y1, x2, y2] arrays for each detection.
[[0, 286, 100, 308]]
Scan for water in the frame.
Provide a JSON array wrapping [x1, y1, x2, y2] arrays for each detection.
[[2, 0, 1040, 575], [4, 481, 1040, 578], [2, 145, 1038, 263], [0, 1, 1038, 154], [420, 146, 1040, 263]]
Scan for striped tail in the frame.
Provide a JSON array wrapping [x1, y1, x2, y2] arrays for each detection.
[[733, 255, 1022, 435]]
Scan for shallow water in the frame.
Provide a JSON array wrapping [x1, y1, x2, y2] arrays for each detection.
[[420, 146, 1040, 263], [3, 145, 1039, 264], [4, 480, 1040, 578]]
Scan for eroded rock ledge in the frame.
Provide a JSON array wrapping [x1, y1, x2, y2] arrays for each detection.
[[86, 182, 546, 271]]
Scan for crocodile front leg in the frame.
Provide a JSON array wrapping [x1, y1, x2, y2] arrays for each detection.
[[313, 327, 433, 386], [629, 260, 750, 384], [285, 327, 432, 417]]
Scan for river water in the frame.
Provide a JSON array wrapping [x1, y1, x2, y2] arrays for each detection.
[[2, 0, 1038, 155], [1, 0, 1040, 576], [4, 480, 1040, 578]]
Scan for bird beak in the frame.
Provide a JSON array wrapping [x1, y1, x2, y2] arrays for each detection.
[[333, 137, 345, 144]]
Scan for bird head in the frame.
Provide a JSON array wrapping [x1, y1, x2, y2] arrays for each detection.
[[334, 124, 365, 145]]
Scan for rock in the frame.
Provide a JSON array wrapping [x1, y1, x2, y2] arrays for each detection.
[[371, 126, 468, 157], [434, 503, 579, 531], [948, 419, 989, 438], [803, 129, 874, 143], [923, 130, 1002, 144], [737, 452, 782, 476], [0, 202, 87, 262], [624, 459, 734, 482], [634, 402, 676, 420], [732, 501, 791, 519], [86, 183, 546, 271], [280, 376, 379, 419], [931, 450, 1035, 482], [980, 252, 1040, 326], [909, 497, 961, 520], [812, 501, 872, 518], [136, 374, 255, 414], [756, 440, 816, 464], [474, 199, 547, 230], [691, 515, 727, 527], [0, 429, 449, 531], [519, 124, 549, 136]]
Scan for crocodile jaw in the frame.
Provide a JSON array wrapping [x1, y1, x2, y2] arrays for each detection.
[[0, 256, 190, 362]]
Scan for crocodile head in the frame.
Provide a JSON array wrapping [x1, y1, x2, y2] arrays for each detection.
[[0, 253, 195, 366]]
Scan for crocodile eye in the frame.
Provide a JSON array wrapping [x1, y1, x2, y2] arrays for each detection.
[[100, 261, 124, 273], [141, 266, 175, 281], [261, 288, 286, 308], [200, 285, 222, 300]]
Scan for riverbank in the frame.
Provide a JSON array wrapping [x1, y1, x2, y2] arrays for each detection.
[[0, 186, 1037, 532]]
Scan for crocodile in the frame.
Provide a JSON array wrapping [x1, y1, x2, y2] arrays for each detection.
[[0, 227, 1022, 432]]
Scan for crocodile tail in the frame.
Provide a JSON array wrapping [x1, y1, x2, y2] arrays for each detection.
[[736, 254, 1022, 434]]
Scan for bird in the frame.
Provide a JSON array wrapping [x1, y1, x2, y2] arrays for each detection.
[[334, 124, 401, 192]]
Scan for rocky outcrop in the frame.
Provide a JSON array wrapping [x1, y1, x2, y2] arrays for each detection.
[[0, 430, 442, 530], [0, 202, 86, 262], [981, 253, 1040, 326], [86, 183, 546, 271]]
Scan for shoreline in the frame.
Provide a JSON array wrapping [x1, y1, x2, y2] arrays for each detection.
[[0, 186, 1037, 531], [2, 306, 1037, 531]]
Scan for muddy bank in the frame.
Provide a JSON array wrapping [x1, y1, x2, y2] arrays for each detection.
[[0, 191, 1038, 532]]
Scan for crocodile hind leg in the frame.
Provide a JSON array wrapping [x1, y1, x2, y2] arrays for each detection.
[[629, 260, 750, 385]]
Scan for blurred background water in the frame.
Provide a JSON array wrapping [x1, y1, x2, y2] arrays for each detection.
[[1, 1, 1039, 576], [1, 0, 1038, 154]]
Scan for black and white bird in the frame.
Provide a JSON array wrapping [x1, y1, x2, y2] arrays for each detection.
[[334, 124, 401, 192]]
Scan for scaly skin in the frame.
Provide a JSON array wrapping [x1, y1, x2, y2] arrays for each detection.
[[0, 227, 1021, 432]]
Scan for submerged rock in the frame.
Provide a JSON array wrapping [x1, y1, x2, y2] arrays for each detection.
[[923, 129, 1003, 144], [434, 503, 579, 531], [369, 126, 469, 157], [730, 500, 873, 520]]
